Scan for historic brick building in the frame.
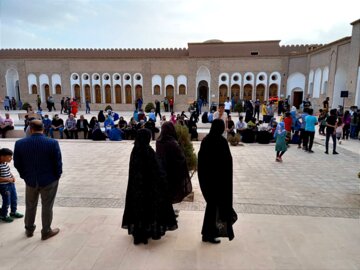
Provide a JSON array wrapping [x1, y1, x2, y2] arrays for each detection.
[[1, 19, 359, 112]]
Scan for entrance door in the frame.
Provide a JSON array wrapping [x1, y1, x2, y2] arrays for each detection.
[[45, 84, 50, 100], [125, 85, 132, 104], [74, 84, 81, 101], [166, 85, 174, 100], [256, 84, 265, 102], [115, 84, 121, 103], [243, 84, 253, 100], [231, 84, 240, 103], [269, 84, 278, 99], [84, 84, 91, 102], [95, 84, 101, 103], [219, 84, 227, 104], [105, 84, 111, 103], [197, 80, 209, 104], [135, 85, 142, 100], [293, 91, 303, 109]]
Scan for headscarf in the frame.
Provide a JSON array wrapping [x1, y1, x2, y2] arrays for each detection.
[[274, 122, 286, 139], [291, 106, 297, 112], [157, 121, 177, 142], [209, 118, 225, 137], [135, 128, 151, 148]]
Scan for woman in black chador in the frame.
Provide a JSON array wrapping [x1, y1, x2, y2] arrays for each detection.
[[156, 122, 192, 204], [122, 129, 178, 245], [198, 119, 237, 244]]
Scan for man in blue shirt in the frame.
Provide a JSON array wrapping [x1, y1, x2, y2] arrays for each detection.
[[304, 109, 318, 153], [14, 120, 62, 240]]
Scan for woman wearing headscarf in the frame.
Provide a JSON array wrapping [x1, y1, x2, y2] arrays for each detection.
[[122, 129, 177, 245], [198, 119, 237, 244], [274, 122, 287, 162], [156, 122, 192, 205]]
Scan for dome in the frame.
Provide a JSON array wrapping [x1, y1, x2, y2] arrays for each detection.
[[203, 39, 224, 43]]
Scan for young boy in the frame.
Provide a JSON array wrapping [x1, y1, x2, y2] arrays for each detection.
[[0, 148, 23, 222]]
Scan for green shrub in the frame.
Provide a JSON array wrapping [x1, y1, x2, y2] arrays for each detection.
[[145, 102, 155, 113], [104, 105, 113, 111], [234, 102, 244, 113], [175, 124, 197, 175], [22, 102, 30, 111]]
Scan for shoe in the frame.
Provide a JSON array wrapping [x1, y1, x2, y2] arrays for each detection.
[[325, 151, 328, 154], [275, 157, 280, 162], [202, 236, 221, 244], [10, 212, 24, 218], [0, 216, 14, 223], [333, 151, 339, 155], [297, 145, 301, 149], [308, 150, 314, 153], [339, 140, 342, 144], [41, 228, 60, 240]]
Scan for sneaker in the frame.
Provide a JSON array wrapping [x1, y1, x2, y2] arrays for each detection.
[[10, 212, 24, 218], [0, 216, 14, 223]]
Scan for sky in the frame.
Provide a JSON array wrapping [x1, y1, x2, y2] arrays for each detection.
[[0, 0, 359, 49]]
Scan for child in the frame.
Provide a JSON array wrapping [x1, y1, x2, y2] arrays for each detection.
[[336, 117, 343, 144], [0, 148, 23, 222], [274, 122, 287, 162]]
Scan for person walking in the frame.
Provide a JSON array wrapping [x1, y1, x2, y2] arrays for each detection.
[[274, 122, 287, 162], [304, 109, 318, 153], [197, 119, 237, 244], [13, 120, 62, 240], [154, 99, 162, 120]]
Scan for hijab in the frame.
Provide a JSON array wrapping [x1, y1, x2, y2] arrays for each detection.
[[157, 121, 177, 142], [209, 119, 225, 137], [274, 122, 286, 139]]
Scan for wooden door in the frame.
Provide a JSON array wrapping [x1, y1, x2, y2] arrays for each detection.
[[269, 84, 278, 98], [293, 91, 303, 109], [218, 84, 227, 104], [231, 84, 240, 103], [115, 84, 121, 103], [256, 84, 265, 102], [84, 84, 91, 102], [55, 84, 61, 94], [166, 85, 174, 100], [243, 84, 253, 100], [74, 84, 81, 101], [105, 84, 111, 103], [45, 84, 50, 100], [95, 85, 101, 103], [125, 85, 132, 104], [153, 85, 160, 95], [32, 85, 38, 94], [135, 85, 142, 99], [179, 84, 186, 95]]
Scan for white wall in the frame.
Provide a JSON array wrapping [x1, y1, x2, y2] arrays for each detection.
[[39, 74, 50, 102], [27, 73, 37, 94], [313, 68, 322, 98], [5, 69, 19, 100], [286, 72, 306, 97], [321, 67, 329, 95], [355, 67, 360, 107], [333, 67, 347, 108]]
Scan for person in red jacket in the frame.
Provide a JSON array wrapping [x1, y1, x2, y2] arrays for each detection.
[[283, 112, 292, 146]]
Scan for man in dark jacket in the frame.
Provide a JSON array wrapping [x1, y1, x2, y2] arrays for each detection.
[[14, 120, 62, 240]]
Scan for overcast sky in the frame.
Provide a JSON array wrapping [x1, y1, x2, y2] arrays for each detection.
[[0, 0, 359, 49]]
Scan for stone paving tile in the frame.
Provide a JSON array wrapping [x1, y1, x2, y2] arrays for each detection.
[[1, 138, 359, 219]]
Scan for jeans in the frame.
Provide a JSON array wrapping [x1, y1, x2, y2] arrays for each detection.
[[49, 127, 64, 139], [350, 124, 358, 138], [325, 131, 337, 152], [305, 131, 315, 151], [25, 180, 59, 234], [0, 183, 10, 217], [8, 183, 18, 213]]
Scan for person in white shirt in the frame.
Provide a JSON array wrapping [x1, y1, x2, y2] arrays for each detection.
[[224, 97, 232, 116], [213, 103, 228, 138], [236, 115, 247, 135]]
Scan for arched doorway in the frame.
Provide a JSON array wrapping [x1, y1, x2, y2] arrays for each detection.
[[256, 84, 265, 102], [5, 69, 19, 101], [32, 85, 38, 95], [44, 84, 50, 100], [74, 84, 81, 101], [292, 88, 303, 109], [197, 80, 209, 104], [125, 85, 132, 104], [166, 85, 174, 100], [269, 84, 278, 99], [84, 84, 91, 102], [95, 84, 101, 103], [231, 84, 240, 103], [135, 85, 143, 100], [55, 84, 62, 95], [115, 84, 121, 103], [243, 84, 253, 100], [105, 84, 111, 103], [179, 84, 186, 95], [219, 84, 227, 104]]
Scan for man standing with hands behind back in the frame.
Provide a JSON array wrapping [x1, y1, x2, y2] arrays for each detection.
[[14, 120, 62, 240]]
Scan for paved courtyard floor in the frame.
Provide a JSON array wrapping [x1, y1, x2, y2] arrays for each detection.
[[0, 131, 359, 269]]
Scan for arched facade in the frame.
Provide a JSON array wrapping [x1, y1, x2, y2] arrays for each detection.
[[177, 75, 187, 95], [321, 67, 329, 95], [196, 66, 211, 104], [165, 75, 175, 101], [243, 72, 254, 100], [113, 73, 122, 104], [5, 68, 19, 101], [333, 67, 347, 108], [123, 73, 132, 104], [269, 71, 281, 99], [152, 75, 162, 95], [287, 72, 306, 108], [134, 73, 143, 102], [27, 73, 37, 95], [39, 74, 50, 102], [308, 70, 314, 96], [51, 74, 62, 95], [92, 73, 101, 103], [82, 73, 91, 103]]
